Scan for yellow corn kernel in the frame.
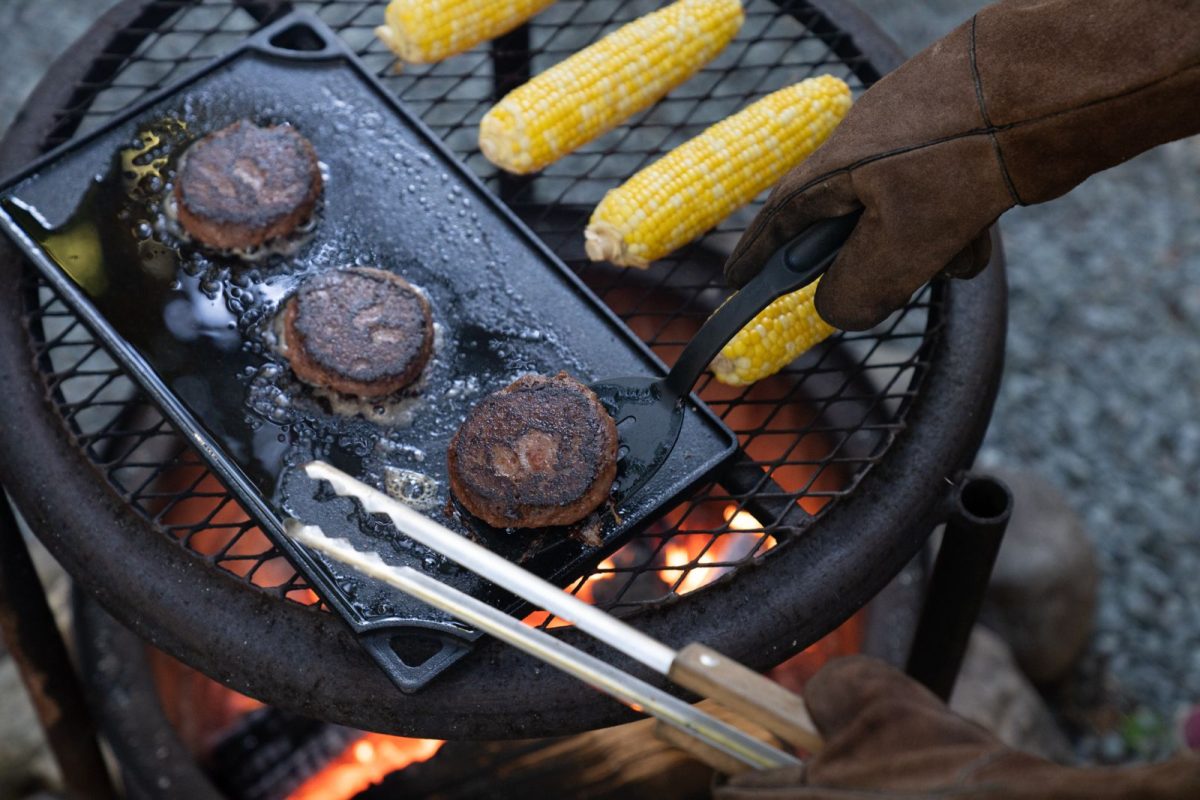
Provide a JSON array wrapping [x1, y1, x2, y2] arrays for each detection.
[[375, 0, 556, 64], [585, 74, 851, 268], [479, 0, 744, 174], [709, 279, 836, 386]]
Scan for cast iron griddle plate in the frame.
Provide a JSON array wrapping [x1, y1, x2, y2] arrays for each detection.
[[0, 13, 735, 691]]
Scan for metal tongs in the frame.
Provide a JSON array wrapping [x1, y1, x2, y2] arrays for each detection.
[[285, 461, 823, 775]]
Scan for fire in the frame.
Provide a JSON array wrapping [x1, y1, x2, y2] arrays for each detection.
[[660, 538, 709, 594], [661, 505, 775, 595], [148, 648, 444, 799], [523, 556, 617, 628], [287, 587, 321, 605], [287, 733, 443, 800], [527, 505, 778, 626]]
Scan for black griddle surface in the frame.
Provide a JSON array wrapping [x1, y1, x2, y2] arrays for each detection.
[[0, 13, 735, 691]]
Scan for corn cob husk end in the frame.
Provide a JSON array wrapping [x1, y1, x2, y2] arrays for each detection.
[[709, 354, 748, 386], [479, 110, 535, 174], [374, 7, 440, 65], [374, 25, 410, 72], [375, 21, 414, 62], [584, 221, 649, 269], [374, 23, 397, 52]]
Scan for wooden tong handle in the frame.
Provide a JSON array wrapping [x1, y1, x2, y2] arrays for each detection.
[[669, 643, 824, 755]]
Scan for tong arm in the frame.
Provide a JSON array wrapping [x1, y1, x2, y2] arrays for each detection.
[[295, 461, 824, 770], [671, 643, 822, 754]]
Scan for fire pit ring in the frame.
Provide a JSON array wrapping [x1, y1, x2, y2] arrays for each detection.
[[0, 0, 1006, 739]]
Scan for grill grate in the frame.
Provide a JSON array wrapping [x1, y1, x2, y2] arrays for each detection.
[[21, 0, 938, 621]]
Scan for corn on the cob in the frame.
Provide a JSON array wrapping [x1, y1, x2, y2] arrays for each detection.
[[709, 279, 836, 386], [375, 0, 555, 64], [479, 0, 744, 174], [585, 75, 851, 268]]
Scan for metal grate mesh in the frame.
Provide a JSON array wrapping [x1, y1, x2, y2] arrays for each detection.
[[21, 0, 940, 619]]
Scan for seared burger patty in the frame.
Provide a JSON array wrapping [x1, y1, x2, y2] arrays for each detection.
[[173, 120, 321, 252], [448, 373, 618, 529], [282, 267, 433, 399]]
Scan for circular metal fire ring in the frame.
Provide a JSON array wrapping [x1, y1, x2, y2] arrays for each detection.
[[0, 0, 1006, 738]]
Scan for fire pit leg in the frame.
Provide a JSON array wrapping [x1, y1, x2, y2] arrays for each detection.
[[905, 474, 1012, 700], [0, 494, 117, 800]]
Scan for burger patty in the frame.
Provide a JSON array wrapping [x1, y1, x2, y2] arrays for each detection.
[[281, 267, 434, 399], [173, 120, 322, 252], [448, 373, 619, 529]]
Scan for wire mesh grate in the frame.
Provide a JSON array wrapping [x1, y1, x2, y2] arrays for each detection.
[[20, 0, 939, 620]]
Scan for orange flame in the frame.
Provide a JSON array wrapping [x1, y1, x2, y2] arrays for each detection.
[[523, 556, 617, 628], [525, 505, 780, 626], [661, 506, 775, 595], [287, 734, 443, 800]]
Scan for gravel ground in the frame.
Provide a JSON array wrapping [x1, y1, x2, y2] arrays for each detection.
[[988, 142, 1200, 763], [858, 0, 1200, 762], [1, 0, 1197, 770]]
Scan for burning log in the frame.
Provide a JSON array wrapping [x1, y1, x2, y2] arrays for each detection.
[[356, 702, 780, 800]]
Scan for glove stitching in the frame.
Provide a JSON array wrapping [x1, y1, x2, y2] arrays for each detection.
[[952, 748, 1019, 785], [968, 14, 1025, 207], [993, 59, 1200, 129], [729, 130, 996, 265], [731, 51, 1199, 270]]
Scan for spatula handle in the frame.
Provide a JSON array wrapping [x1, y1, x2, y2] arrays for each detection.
[[663, 211, 861, 400]]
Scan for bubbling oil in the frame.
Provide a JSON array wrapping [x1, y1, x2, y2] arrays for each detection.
[[3, 87, 620, 625]]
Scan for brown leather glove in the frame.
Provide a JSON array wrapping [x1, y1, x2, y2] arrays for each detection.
[[714, 656, 1200, 799], [724, 0, 1200, 330]]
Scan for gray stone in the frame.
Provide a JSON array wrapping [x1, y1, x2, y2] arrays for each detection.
[[1099, 732, 1128, 764], [951, 626, 1074, 763], [0, 525, 74, 800], [980, 469, 1099, 685], [0, 656, 61, 799]]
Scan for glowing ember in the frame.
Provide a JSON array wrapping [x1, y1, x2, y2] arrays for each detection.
[[660, 506, 775, 595], [526, 505, 782, 626], [287, 587, 321, 605], [524, 557, 617, 628], [287, 733, 442, 800]]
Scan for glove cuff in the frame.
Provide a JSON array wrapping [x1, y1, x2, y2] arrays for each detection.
[[974, 0, 1200, 204]]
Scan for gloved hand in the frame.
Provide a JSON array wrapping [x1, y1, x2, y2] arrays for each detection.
[[724, 0, 1200, 331], [714, 656, 1200, 799]]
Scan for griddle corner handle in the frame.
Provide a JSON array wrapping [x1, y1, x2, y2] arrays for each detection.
[[250, 11, 347, 61], [359, 627, 475, 694]]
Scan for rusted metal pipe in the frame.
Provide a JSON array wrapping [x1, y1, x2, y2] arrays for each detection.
[[0, 495, 117, 800]]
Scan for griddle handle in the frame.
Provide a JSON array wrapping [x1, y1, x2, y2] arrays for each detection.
[[663, 211, 861, 400], [359, 627, 475, 694], [249, 11, 345, 61]]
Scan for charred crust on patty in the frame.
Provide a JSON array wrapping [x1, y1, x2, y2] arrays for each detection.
[[447, 373, 619, 529], [281, 267, 433, 399], [173, 120, 322, 252]]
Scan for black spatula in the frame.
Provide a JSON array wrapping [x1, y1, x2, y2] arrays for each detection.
[[592, 211, 861, 502]]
